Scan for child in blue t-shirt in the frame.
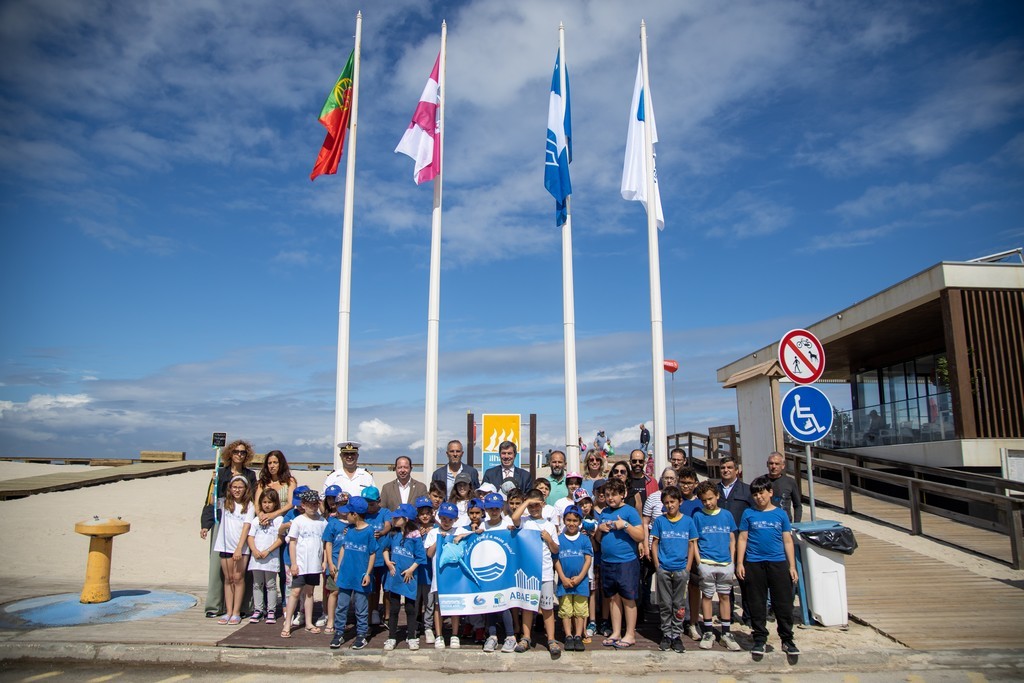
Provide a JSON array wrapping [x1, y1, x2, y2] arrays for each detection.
[[595, 478, 644, 648], [328, 496, 378, 651], [692, 481, 740, 651], [362, 486, 392, 629], [321, 484, 345, 634], [555, 505, 593, 652], [382, 504, 426, 651], [650, 486, 697, 653], [737, 476, 799, 656]]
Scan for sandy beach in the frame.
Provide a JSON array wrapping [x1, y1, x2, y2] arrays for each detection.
[[1, 462, 332, 588]]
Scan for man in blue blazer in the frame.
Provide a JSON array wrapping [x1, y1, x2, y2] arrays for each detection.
[[482, 440, 532, 493]]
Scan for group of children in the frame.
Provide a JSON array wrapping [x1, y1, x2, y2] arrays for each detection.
[[212, 466, 799, 657]]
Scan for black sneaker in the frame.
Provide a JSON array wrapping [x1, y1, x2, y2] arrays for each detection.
[[781, 640, 800, 655], [352, 635, 368, 650], [329, 634, 343, 649], [671, 637, 686, 653], [750, 641, 766, 655], [599, 621, 613, 637], [659, 636, 672, 651]]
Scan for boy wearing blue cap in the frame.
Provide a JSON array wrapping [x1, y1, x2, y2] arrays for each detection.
[[425, 501, 462, 649], [329, 496, 378, 650], [556, 504, 593, 651], [382, 504, 426, 650], [320, 484, 344, 634], [361, 486, 392, 628]]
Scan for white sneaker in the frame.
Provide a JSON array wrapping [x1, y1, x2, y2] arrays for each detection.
[[687, 623, 702, 641], [483, 635, 498, 653], [408, 638, 420, 651], [315, 615, 327, 628], [383, 638, 397, 651], [291, 613, 304, 627], [449, 635, 461, 649], [699, 630, 715, 650], [371, 610, 382, 626], [423, 627, 435, 644], [720, 632, 741, 652], [435, 637, 445, 650], [501, 635, 517, 653]]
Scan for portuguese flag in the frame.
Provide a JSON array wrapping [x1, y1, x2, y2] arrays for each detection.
[[310, 51, 355, 181]]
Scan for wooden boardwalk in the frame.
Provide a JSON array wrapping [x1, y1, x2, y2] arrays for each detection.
[[845, 533, 1024, 649], [0, 460, 213, 500], [808, 480, 1015, 565]]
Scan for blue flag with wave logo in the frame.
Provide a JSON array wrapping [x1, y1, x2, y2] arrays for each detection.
[[436, 529, 544, 615], [544, 47, 572, 227]]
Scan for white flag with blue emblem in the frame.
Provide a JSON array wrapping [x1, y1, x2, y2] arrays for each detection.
[[621, 55, 664, 230], [544, 47, 572, 227]]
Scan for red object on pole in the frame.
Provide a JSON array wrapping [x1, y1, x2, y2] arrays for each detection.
[[664, 359, 679, 373]]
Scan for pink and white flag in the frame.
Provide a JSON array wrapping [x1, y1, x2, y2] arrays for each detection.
[[395, 54, 441, 185]]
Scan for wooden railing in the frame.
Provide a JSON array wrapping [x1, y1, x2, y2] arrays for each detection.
[[785, 445, 1024, 569], [667, 430, 743, 478]]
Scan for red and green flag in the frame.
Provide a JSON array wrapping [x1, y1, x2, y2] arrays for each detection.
[[310, 51, 355, 181]]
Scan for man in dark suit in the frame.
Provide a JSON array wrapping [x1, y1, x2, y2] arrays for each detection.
[[716, 455, 752, 525], [430, 439, 480, 497], [379, 455, 429, 511], [482, 440, 532, 493]]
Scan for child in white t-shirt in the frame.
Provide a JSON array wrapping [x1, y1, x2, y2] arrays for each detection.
[[213, 474, 255, 625], [281, 489, 327, 638], [511, 488, 561, 658], [247, 488, 284, 624]]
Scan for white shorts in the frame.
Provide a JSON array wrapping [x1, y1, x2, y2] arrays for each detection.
[[539, 580, 556, 611], [698, 562, 735, 598]]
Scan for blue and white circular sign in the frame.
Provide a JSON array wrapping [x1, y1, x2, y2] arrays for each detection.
[[780, 385, 834, 443]]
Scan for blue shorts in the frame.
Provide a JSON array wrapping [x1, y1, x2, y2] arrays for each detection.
[[601, 559, 640, 600]]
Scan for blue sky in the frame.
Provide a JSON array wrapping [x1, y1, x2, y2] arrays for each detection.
[[1, 1, 1021, 464]]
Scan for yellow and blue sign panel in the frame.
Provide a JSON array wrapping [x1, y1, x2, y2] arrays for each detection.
[[481, 413, 521, 471]]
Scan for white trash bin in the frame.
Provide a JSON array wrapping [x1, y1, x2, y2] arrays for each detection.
[[793, 521, 854, 628]]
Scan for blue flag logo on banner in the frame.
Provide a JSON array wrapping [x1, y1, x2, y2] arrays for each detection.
[[436, 529, 544, 615]]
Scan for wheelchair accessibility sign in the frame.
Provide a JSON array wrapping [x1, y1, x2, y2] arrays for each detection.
[[780, 385, 833, 443]]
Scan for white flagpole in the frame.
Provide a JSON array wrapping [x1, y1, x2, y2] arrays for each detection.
[[422, 21, 447, 477], [333, 12, 362, 471], [640, 21, 669, 476], [558, 24, 581, 472]]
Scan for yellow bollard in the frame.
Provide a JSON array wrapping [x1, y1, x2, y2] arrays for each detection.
[[75, 517, 130, 604]]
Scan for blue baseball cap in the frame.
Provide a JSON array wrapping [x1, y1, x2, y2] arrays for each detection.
[[324, 485, 342, 499], [438, 502, 458, 519], [562, 505, 582, 519], [291, 484, 311, 506], [362, 486, 380, 501], [483, 493, 505, 509], [345, 496, 369, 515], [394, 503, 418, 520], [414, 496, 433, 509], [467, 497, 483, 510]]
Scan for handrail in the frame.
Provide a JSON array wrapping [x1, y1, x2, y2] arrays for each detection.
[[788, 443, 1024, 496], [788, 450, 1024, 569]]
